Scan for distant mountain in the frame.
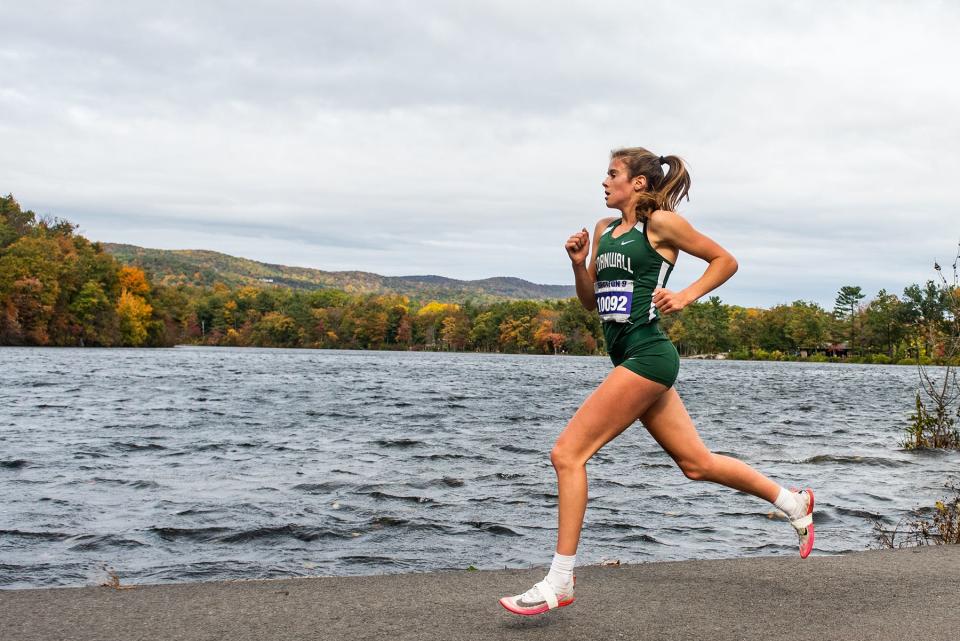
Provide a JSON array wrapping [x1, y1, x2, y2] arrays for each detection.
[[101, 243, 575, 303]]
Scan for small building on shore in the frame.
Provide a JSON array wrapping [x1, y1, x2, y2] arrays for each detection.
[[798, 342, 849, 358]]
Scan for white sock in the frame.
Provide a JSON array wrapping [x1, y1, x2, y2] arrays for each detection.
[[546, 552, 575, 588], [773, 487, 804, 520]]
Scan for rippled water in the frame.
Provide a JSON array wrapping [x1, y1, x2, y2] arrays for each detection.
[[1, 346, 957, 589]]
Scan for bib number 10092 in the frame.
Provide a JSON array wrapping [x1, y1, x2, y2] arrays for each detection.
[[594, 280, 633, 323], [598, 294, 629, 313]]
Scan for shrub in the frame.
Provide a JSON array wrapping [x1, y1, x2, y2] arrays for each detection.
[[903, 393, 960, 450], [873, 481, 960, 547]]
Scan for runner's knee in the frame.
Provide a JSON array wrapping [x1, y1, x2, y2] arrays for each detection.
[[677, 453, 714, 481], [550, 443, 585, 472]]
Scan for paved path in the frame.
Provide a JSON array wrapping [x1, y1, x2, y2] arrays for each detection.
[[2, 546, 958, 641]]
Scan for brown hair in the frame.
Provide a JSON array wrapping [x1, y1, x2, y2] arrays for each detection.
[[610, 147, 691, 220]]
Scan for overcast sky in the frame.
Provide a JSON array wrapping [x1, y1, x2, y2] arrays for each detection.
[[2, 1, 958, 308]]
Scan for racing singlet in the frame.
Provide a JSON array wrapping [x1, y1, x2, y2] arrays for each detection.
[[594, 217, 675, 345]]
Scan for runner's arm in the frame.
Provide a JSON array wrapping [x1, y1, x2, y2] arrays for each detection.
[[569, 217, 616, 311], [648, 210, 738, 313]]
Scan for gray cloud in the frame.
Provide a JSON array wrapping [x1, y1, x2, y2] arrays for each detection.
[[2, 0, 958, 309]]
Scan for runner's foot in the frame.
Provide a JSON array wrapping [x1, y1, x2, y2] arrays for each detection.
[[499, 577, 575, 616], [789, 488, 815, 559]]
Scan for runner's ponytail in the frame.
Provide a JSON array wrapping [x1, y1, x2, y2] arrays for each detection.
[[610, 147, 691, 220]]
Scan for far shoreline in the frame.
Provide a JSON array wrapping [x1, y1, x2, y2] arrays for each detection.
[[3, 343, 954, 367]]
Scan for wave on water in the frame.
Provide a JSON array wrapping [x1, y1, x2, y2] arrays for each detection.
[[834, 506, 884, 520], [366, 490, 433, 504], [364, 516, 456, 534], [150, 523, 355, 544], [619, 533, 666, 544], [499, 444, 540, 455], [337, 555, 411, 568], [68, 534, 148, 551], [411, 452, 483, 461], [111, 441, 167, 451], [463, 521, 522, 536], [128, 480, 162, 489], [150, 526, 232, 541], [0, 459, 29, 469], [74, 449, 110, 458], [802, 454, 910, 468], [291, 481, 343, 494], [407, 476, 465, 489], [475, 472, 525, 481], [219, 524, 347, 543], [374, 438, 423, 448], [0, 529, 72, 541]]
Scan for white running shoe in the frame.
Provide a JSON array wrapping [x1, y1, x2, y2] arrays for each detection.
[[499, 576, 575, 616]]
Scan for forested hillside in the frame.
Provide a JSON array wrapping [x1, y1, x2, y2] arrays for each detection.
[[2, 193, 956, 364], [102, 243, 575, 303]]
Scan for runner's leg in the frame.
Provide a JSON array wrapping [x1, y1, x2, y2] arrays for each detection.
[[551, 366, 669, 555], [638, 387, 780, 501]]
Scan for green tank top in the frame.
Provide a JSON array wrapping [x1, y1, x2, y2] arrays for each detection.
[[594, 217, 675, 344]]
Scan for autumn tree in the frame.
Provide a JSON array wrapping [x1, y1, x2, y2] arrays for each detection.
[[532, 309, 565, 354], [499, 317, 534, 352], [116, 288, 153, 346], [252, 311, 300, 347], [862, 289, 909, 358], [70, 280, 117, 345], [784, 301, 830, 350], [556, 298, 601, 355], [118, 266, 150, 296], [416, 301, 461, 347], [728, 307, 761, 352], [440, 313, 471, 350]]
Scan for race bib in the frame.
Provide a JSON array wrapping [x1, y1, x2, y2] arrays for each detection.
[[594, 280, 633, 323]]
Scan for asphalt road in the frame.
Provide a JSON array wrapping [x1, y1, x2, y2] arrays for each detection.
[[2, 546, 958, 641]]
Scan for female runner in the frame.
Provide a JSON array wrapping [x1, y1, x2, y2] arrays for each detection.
[[499, 147, 815, 616]]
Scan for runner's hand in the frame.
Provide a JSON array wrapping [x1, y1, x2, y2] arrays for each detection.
[[565, 228, 590, 265], [652, 288, 692, 315]]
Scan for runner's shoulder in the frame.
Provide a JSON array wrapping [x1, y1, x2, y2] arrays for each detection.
[[646, 209, 689, 234], [593, 216, 619, 235]]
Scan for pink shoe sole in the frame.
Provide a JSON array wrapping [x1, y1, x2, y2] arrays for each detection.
[[794, 487, 815, 559], [498, 596, 575, 616], [499, 576, 576, 616]]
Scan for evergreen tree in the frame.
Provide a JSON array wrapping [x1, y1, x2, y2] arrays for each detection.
[[834, 285, 865, 353]]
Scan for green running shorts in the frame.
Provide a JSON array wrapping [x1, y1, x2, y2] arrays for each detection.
[[606, 321, 680, 388]]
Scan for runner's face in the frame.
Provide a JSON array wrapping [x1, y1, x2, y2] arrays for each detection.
[[602, 159, 638, 211]]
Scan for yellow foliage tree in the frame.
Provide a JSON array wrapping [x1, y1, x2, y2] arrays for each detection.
[[118, 266, 150, 296], [223, 299, 239, 329], [440, 314, 470, 350], [417, 301, 460, 317], [116, 289, 153, 346], [236, 286, 260, 303]]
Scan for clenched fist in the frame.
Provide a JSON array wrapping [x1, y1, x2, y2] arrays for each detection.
[[565, 228, 590, 265]]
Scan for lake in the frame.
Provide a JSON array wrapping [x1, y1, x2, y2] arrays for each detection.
[[1, 346, 957, 589]]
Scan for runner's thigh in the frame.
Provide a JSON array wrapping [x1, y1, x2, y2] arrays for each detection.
[[554, 366, 669, 464], [639, 387, 712, 465]]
